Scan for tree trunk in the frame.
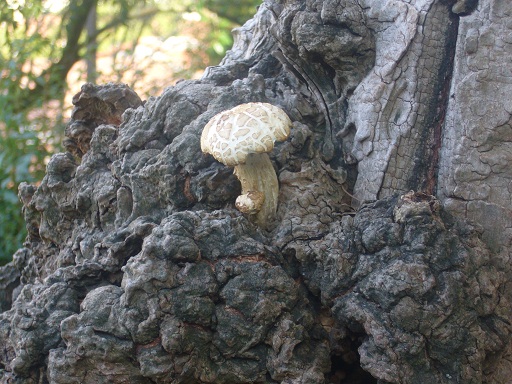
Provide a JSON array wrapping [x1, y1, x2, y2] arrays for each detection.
[[85, 3, 98, 84], [1, 1, 511, 383]]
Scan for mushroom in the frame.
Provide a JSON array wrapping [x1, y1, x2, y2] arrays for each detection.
[[200, 102, 292, 229]]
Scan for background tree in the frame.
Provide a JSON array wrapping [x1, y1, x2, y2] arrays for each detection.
[[0, 0, 261, 263]]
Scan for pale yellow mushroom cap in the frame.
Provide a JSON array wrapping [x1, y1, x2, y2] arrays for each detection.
[[200, 102, 292, 166]]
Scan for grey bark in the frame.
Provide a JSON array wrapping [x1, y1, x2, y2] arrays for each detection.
[[1, 0, 511, 383]]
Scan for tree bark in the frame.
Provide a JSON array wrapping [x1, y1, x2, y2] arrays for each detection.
[[1, 1, 511, 383]]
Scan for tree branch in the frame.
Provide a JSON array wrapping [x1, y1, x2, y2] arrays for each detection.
[[14, 0, 97, 113]]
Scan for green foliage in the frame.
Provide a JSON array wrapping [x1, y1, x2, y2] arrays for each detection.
[[0, 1, 62, 264], [0, 112, 50, 265], [201, 0, 261, 25], [0, 0, 261, 264]]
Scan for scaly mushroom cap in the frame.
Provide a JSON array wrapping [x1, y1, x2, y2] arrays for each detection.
[[200, 102, 292, 166]]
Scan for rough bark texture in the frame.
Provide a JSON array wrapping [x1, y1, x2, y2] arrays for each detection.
[[1, 1, 511, 383]]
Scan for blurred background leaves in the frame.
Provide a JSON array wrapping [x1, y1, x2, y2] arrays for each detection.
[[0, 0, 261, 264]]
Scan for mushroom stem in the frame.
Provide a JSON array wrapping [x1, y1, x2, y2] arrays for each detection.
[[233, 152, 278, 229]]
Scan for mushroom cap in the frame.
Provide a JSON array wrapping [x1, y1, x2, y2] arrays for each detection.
[[200, 102, 292, 166]]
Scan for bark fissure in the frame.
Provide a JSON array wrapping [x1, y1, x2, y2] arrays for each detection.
[[411, 7, 460, 194]]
